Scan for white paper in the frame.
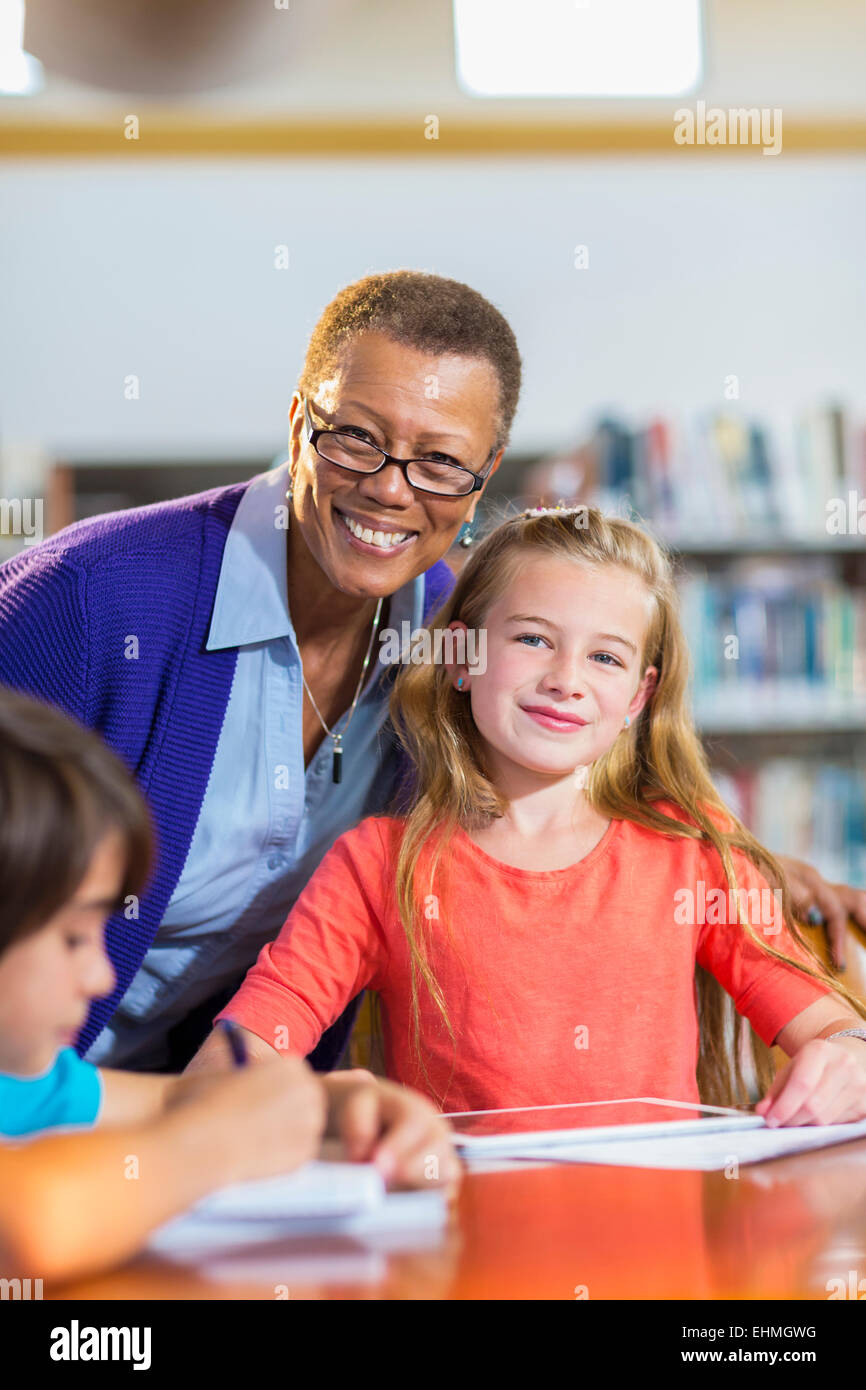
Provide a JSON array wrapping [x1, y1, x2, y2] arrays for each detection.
[[147, 1161, 448, 1257], [462, 1116, 866, 1172], [188, 1160, 385, 1221]]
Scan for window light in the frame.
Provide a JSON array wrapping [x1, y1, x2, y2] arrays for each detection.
[[454, 0, 703, 98]]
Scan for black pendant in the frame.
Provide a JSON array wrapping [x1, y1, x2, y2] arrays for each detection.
[[332, 741, 343, 784]]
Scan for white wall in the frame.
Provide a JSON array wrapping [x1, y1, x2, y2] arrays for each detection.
[[1, 154, 865, 463]]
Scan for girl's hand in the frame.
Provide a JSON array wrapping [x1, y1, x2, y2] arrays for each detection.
[[322, 1070, 462, 1190], [755, 1038, 866, 1127]]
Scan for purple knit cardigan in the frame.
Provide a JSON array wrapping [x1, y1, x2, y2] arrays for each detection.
[[0, 479, 456, 1056]]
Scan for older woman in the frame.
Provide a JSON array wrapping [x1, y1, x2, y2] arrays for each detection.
[[0, 271, 515, 1078], [0, 269, 859, 1081]]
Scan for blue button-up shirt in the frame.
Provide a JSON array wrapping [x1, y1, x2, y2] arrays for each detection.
[[86, 462, 422, 1069]]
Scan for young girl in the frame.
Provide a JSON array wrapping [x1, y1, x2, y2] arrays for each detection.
[[0, 690, 456, 1282], [204, 507, 866, 1121]]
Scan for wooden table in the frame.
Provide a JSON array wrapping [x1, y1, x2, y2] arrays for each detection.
[[48, 1137, 866, 1300]]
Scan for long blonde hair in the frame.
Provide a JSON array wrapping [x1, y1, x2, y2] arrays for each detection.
[[387, 506, 866, 1106]]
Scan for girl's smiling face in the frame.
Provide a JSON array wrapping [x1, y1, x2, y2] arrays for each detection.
[[450, 556, 659, 781]]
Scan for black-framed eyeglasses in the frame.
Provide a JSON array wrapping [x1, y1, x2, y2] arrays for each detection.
[[302, 396, 494, 498]]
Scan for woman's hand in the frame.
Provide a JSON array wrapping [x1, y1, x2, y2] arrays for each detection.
[[756, 1037, 866, 1126], [321, 1069, 462, 1190], [776, 854, 866, 971]]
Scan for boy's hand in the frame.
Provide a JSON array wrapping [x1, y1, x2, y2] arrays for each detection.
[[322, 1070, 462, 1190], [756, 1037, 866, 1127], [165, 1056, 328, 1183]]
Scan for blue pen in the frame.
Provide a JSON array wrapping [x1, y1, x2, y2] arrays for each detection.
[[218, 1018, 248, 1067]]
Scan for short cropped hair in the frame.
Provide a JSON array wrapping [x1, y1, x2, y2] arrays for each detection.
[[299, 270, 522, 453]]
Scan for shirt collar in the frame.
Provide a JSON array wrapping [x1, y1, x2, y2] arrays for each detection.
[[207, 461, 417, 651], [207, 462, 295, 650]]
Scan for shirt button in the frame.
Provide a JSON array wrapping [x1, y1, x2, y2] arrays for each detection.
[[267, 854, 287, 871]]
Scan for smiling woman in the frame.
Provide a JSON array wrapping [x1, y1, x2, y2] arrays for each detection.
[[0, 268, 523, 1074]]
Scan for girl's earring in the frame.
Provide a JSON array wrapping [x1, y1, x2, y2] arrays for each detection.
[[623, 714, 631, 728], [457, 676, 465, 689], [457, 519, 476, 548]]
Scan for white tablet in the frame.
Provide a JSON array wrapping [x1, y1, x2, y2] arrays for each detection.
[[445, 1096, 765, 1153]]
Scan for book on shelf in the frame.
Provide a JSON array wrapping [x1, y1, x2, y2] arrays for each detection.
[[569, 404, 866, 543], [678, 556, 866, 713], [713, 760, 866, 888]]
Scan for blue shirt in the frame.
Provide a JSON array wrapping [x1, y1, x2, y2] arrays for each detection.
[[86, 462, 424, 1070], [0, 1049, 102, 1137]]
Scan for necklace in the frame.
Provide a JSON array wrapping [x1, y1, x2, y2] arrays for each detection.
[[300, 596, 384, 784]]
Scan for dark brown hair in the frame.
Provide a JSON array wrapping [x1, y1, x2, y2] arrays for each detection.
[[298, 270, 522, 453], [0, 688, 154, 953]]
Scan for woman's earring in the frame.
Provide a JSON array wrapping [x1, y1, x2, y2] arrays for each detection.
[[457, 676, 465, 689], [457, 519, 476, 548], [623, 714, 631, 728]]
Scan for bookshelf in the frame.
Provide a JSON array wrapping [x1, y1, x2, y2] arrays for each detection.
[[50, 461, 265, 529], [0, 457, 265, 564]]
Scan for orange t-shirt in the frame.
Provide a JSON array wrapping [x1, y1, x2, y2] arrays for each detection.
[[217, 804, 832, 1111]]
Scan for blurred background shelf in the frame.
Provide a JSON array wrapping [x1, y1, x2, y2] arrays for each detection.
[[693, 704, 866, 735], [661, 536, 866, 556]]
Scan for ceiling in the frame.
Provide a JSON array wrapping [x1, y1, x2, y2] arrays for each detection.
[[6, 0, 866, 121]]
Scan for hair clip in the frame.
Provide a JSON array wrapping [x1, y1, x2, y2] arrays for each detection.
[[524, 499, 577, 520]]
